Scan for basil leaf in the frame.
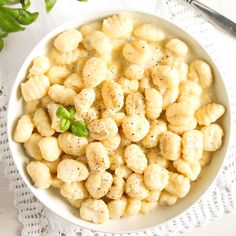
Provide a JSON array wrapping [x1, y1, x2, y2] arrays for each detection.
[[68, 106, 76, 119], [16, 10, 38, 25], [20, 0, 31, 9], [78, 0, 88, 2], [0, 31, 8, 38], [0, 38, 4, 52], [44, 0, 57, 13], [71, 121, 89, 137], [0, 0, 19, 5], [0, 10, 24, 32], [0, 0, 8, 5], [60, 119, 71, 132], [1, 7, 38, 25], [56, 106, 71, 119]]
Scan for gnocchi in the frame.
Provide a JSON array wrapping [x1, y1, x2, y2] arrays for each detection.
[[26, 161, 52, 189], [189, 60, 213, 89], [33, 108, 55, 137], [85, 171, 113, 199], [86, 142, 110, 171], [195, 103, 225, 125], [14, 13, 226, 224], [122, 114, 150, 142], [21, 75, 50, 102], [14, 115, 34, 143], [124, 144, 147, 174], [201, 124, 224, 152], [80, 199, 109, 224], [57, 159, 89, 183]]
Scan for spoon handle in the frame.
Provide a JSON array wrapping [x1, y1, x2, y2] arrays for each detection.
[[189, 0, 236, 38]]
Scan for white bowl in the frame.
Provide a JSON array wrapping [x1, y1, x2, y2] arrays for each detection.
[[7, 11, 232, 234]]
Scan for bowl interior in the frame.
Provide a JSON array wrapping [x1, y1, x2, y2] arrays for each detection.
[[7, 11, 231, 233]]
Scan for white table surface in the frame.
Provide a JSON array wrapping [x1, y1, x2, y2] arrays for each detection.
[[1, 0, 236, 235]]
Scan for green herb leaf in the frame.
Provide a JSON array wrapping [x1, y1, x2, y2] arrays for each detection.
[[78, 0, 88, 2], [56, 106, 71, 119], [0, 0, 8, 6], [20, 0, 31, 9], [1, 7, 39, 25], [44, 0, 57, 13], [0, 38, 4, 52], [68, 106, 76, 119], [16, 10, 38, 25], [0, 31, 8, 38], [60, 119, 71, 132], [0, 0, 19, 5], [0, 10, 24, 32], [71, 120, 89, 137]]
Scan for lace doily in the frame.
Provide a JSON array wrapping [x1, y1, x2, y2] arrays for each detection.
[[0, 0, 236, 235]]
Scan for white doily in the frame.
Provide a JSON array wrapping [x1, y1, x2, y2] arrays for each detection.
[[0, 0, 236, 235]]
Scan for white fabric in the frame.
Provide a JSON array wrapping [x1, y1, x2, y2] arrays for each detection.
[[0, 0, 236, 235]]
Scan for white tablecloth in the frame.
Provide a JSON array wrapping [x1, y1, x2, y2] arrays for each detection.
[[0, 0, 236, 235]]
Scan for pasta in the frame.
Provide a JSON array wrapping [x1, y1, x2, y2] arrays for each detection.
[[74, 87, 96, 113], [122, 114, 150, 142], [82, 57, 108, 87], [57, 159, 89, 183], [14, 13, 226, 224], [48, 84, 77, 106], [101, 80, 124, 112], [134, 23, 165, 42], [33, 108, 55, 137], [195, 103, 225, 125], [86, 142, 110, 171], [54, 29, 82, 53], [201, 124, 224, 151], [58, 132, 88, 156], [124, 144, 147, 174], [159, 131, 181, 161], [38, 137, 62, 161], [88, 117, 118, 140], [29, 56, 50, 75], [123, 40, 152, 65], [14, 115, 34, 143], [21, 75, 50, 102], [80, 199, 109, 224], [165, 38, 188, 57], [189, 60, 213, 89], [26, 161, 52, 189], [85, 171, 113, 199], [47, 65, 71, 85], [108, 196, 127, 219], [145, 88, 162, 119], [125, 91, 145, 115], [24, 133, 43, 160]]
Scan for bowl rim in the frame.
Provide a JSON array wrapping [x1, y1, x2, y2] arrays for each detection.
[[7, 9, 233, 234]]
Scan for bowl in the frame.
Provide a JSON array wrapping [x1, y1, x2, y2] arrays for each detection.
[[7, 11, 232, 234]]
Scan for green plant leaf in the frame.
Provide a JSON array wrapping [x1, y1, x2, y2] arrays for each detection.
[[71, 120, 89, 137], [1, 7, 38, 25], [0, 38, 4, 52], [56, 106, 71, 119], [44, 0, 57, 13], [0, 0, 19, 5], [0, 10, 24, 32], [77, 0, 88, 2], [68, 106, 76, 119], [60, 119, 71, 132], [20, 0, 31, 9], [0, 31, 8, 38]]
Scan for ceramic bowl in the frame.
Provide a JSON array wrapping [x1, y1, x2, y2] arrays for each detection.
[[7, 11, 232, 234]]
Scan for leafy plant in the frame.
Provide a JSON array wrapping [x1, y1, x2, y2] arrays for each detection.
[[0, 0, 88, 52], [56, 105, 89, 137]]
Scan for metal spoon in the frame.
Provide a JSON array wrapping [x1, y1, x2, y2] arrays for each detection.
[[185, 0, 236, 38]]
